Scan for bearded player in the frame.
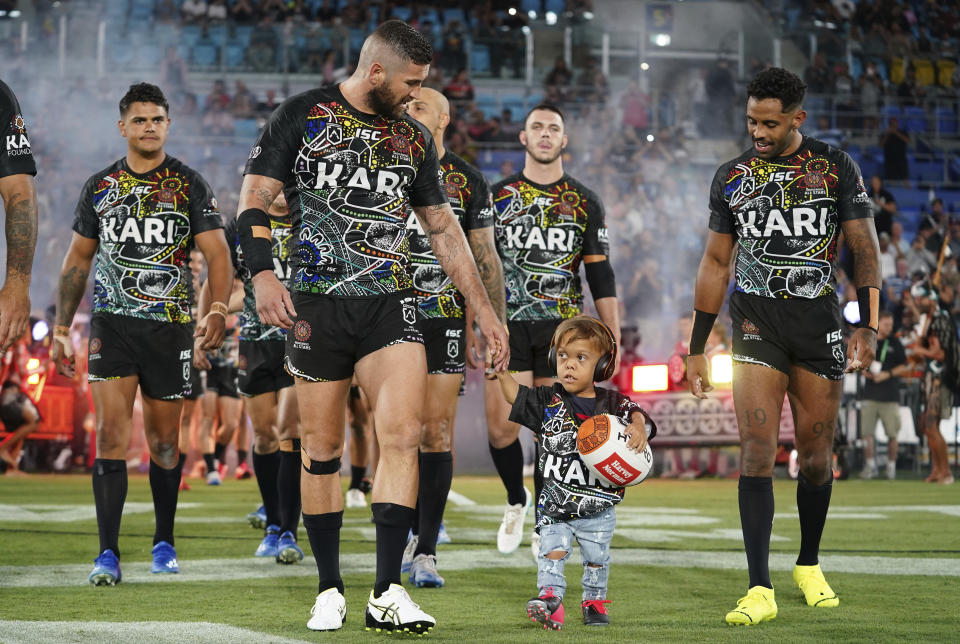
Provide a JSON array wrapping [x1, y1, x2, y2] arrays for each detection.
[[238, 21, 509, 634], [485, 104, 619, 555], [403, 87, 506, 587], [687, 68, 879, 625]]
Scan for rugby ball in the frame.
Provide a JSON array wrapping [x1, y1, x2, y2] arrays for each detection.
[[577, 414, 653, 487]]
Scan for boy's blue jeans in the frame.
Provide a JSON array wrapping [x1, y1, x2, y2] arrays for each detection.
[[536, 506, 615, 601]]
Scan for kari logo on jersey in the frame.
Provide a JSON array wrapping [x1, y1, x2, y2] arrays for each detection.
[[100, 215, 188, 245], [5, 114, 31, 155], [736, 207, 831, 238], [503, 226, 578, 252], [311, 161, 410, 197], [541, 453, 619, 489]]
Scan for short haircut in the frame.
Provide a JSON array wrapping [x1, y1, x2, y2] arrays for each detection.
[[119, 82, 169, 117], [551, 316, 615, 356], [525, 103, 565, 128], [372, 19, 433, 65], [879, 310, 893, 320], [746, 67, 806, 112]]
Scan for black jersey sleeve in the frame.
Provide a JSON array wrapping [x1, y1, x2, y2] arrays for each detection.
[[466, 172, 494, 231], [188, 172, 224, 234], [71, 177, 99, 240], [243, 94, 308, 183], [508, 384, 553, 435], [224, 217, 241, 272], [835, 150, 872, 222], [582, 190, 609, 256], [708, 164, 735, 234], [0, 81, 37, 178], [408, 124, 445, 208]]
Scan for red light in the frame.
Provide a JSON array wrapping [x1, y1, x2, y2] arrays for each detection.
[[27, 373, 41, 385], [632, 364, 669, 392]]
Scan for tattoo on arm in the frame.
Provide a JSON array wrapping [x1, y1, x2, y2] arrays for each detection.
[[57, 264, 89, 327], [842, 219, 881, 289], [468, 228, 506, 322], [4, 193, 37, 282]]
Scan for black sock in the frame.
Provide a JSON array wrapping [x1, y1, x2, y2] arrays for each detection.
[[739, 475, 774, 589], [489, 439, 526, 505], [349, 464, 366, 490], [214, 443, 226, 464], [372, 502, 415, 596], [410, 501, 419, 537], [302, 511, 343, 594], [278, 444, 302, 535], [92, 458, 128, 557], [203, 453, 215, 472], [796, 472, 833, 566], [149, 456, 183, 546], [237, 449, 248, 465], [415, 451, 452, 557], [252, 449, 281, 527]]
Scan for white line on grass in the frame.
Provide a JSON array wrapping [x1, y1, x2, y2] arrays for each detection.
[[0, 620, 312, 644], [4, 547, 959, 588]]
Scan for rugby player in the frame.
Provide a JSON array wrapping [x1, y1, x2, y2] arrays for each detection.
[[238, 21, 509, 633], [52, 83, 232, 585], [0, 80, 38, 352], [404, 87, 506, 587], [484, 104, 619, 554], [687, 68, 880, 625]]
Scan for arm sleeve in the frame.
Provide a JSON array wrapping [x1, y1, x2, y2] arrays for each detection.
[[466, 172, 494, 231], [71, 177, 100, 240], [582, 190, 609, 256], [507, 384, 550, 433], [408, 125, 445, 208], [0, 82, 37, 178], [836, 150, 872, 222], [188, 172, 224, 234], [708, 165, 735, 234], [243, 96, 306, 183]]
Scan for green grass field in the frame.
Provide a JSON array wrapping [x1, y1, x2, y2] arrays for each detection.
[[1, 473, 958, 643]]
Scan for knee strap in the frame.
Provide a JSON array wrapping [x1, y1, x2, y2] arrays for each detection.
[[279, 438, 302, 452], [301, 452, 340, 475]]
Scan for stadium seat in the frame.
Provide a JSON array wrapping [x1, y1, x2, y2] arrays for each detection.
[[153, 23, 179, 48], [521, 0, 541, 14], [936, 107, 957, 136], [349, 28, 366, 56], [890, 57, 905, 85], [181, 25, 204, 48], [850, 56, 862, 81], [471, 44, 491, 74], [224, 42, 246, 69], [233, 25, 254, 46], [135, 43, 165, 68], [903, 105, 928, 134], [545, 0, 566, 13], [108, 39, 134, 67], [914, 59, 935, 87], [234, 118, 260, 141], [888, 187, 929, 211], [390, 6, 412, 21], [882, 104, 903, 130], [192, 42, 219, 67], [207, 25, 228, 48], [937, 59, 955, 87], [442, 8, 466, 25], [914, 161, 944, 184]]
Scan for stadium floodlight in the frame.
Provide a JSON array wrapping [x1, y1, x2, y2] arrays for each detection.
[[652, 33, 671, 47], [640, 62, 650, 71], [646, 134, 655, 142], [545, 11, 558, 25], [842, 300, 860, 325], [710, 353, 733, 385], [632, 364, 669, 392], [528, 10, 537, 19], [32, 319, 49, 342], [583, 11, 594, 19], [508, 7, 517, 16]]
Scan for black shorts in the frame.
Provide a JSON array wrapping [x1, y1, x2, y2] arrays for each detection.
[[420, 317, 466, 375], [285, 291, 423, 382], [88, 313, 193, 400], [206, 362, 239, 398], [183, 364, 203, 401], [508, 319, 562, 378], [238, 339, 294, 397], [730, 291, 845, 381]]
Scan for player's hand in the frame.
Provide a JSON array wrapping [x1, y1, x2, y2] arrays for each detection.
[[845, 327, 877, 373], [252, 270, 296, 330], [51, 330, 76, 378], [484, 345, 498, 380], [624, 414, 649, 453], [0, 282, 30, 351], [465, 319, 484, 369], [686, 353, 713, 399], [194, 311, 226, 351], [193, 337, 212, 370], [475, 306, 509, 372]]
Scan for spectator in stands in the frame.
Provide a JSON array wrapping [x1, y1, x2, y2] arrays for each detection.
[[809, 115, 844, 149], [858, 61, 884, 133], [202, 99, 235, 136], [440, 20, 467, 75], [260, 0, 290, 22], [860, 310, 908, 480], [500, 108, 521, 138], [868, 175, 896, 236], [885, 258, 912, 308], [545, 56, 574, 99], [204, 79, 230, 113], [248, 14, 279, 72], [705, 59, 735, 134], [919, 198, 948, 255], [181, 0, 208, 23], [905, 233, 937, 276], [443, 69, 474, 106], [160, 46, 189, 95], [494, 159, 516, 182], [833, 62, 856, 128], [890, 221, 909, 258], [948, 217, 960, 260], [231, 0, 258, 23], [289, 0, 313, 22], [879, 232, 898, 281], [804, 52, 834, 93], [620, 80, 650, 138], [230, 82, 255, 119], [881, 117, 910, 184], [341, 0, 369, 29], [466, 109, 490, 141], [207, 0, 228, 22], [315, 0, 337, 24], [155, 0, 179, 24], [888, 21, 912, 57], [897, 67, 927, 108], [256, 88, 281, 117]]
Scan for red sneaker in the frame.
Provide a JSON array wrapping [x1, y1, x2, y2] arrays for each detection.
[[179, 477, 191, 491], [526, 588, 564, 630], [581, 599, 610, 626], [235, 462, 252, 480]]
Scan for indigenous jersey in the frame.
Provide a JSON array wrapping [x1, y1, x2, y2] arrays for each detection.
[[212, 322, 239, 366], [0, 80, 36, 178], [708, 136, 871, 299], [225, 216, 292, 341], [927, 308, 959, 390], [509, 383, 653, 527], [73, 156, 223, 324], [244, 85, 445, 298], [405, 151, 493, 319], [491, 173, 608, 321]]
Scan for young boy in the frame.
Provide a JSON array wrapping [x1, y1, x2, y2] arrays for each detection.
[[489, 316, 655, 629]]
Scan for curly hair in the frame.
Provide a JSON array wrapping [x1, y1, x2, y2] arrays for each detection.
[[746, 67, 806, 112], [372, 19, 433, 65], [119, 82, 169, 117]]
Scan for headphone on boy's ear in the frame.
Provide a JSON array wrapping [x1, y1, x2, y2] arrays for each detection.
[[547, 318, 619, 382]]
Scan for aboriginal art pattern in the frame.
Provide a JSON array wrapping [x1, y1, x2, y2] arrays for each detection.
[[227, 216, 292, 341]]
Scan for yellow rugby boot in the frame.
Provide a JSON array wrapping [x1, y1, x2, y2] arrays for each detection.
[[793, 563, 839, 607], [725, 586, 777, 626]]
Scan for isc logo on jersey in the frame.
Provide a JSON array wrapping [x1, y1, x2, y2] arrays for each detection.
[[736, 206, 831, 238], [100, 215, 188, 244], [312, 161, 409, 197], [503, 225, 578, 252]]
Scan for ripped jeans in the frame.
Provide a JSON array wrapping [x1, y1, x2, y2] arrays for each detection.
[[536, 506, 615, 601]]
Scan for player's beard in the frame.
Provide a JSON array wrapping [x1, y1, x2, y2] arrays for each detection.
[[368, 84, 406, 119], [525, 141, 563, 165]]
